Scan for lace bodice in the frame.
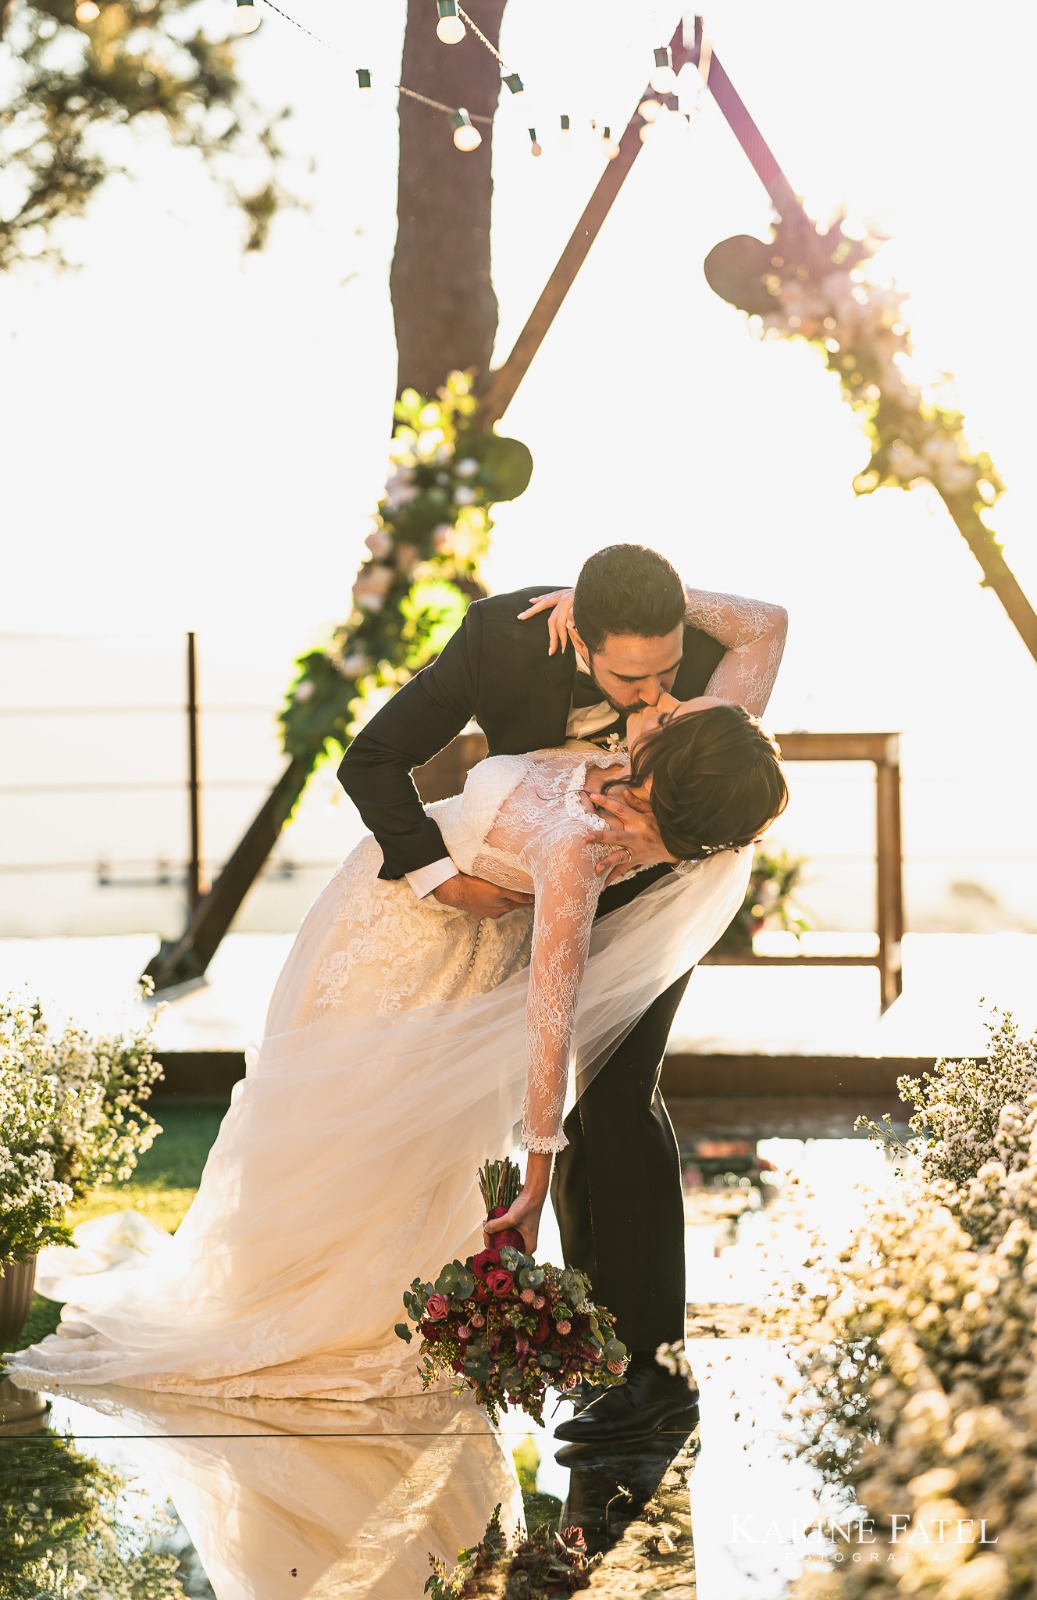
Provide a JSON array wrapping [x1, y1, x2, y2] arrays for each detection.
[[433, 745, 627, 1155]]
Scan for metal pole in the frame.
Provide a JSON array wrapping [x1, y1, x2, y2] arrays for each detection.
[[186, 632, 203, 912]]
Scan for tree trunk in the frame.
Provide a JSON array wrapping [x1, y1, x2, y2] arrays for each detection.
[[146, 2, 510, 991], [392, 1, 507, 398]]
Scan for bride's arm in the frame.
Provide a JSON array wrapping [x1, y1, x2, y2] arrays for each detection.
[[682, 587, 788, 718], [483, 828, 606, 1252]]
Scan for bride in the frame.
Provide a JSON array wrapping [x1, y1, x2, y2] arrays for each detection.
[[7, 695, 786, 1402]]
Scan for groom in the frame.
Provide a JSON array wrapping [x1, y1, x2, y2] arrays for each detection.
[[338, 543, 786, 1443]]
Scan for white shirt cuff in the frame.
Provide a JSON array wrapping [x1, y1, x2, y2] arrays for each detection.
[[406, 857, 459, 899]]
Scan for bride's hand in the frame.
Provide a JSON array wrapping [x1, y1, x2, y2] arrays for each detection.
[[483, 1187, 547, 1255], [585, 788, 679, 886], [517, 589, 575, 655]]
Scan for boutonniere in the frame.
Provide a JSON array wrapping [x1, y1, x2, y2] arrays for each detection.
[[604, 731, 627, 755]]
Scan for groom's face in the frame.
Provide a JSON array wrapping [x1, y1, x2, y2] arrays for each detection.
[[573, 625, 685, 714]]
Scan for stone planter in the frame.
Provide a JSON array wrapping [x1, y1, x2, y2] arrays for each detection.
[[0, 1255, 38, 1349]]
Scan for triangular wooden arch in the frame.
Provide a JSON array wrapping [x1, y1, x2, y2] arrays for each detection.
[[146, 14, 1035, 991]]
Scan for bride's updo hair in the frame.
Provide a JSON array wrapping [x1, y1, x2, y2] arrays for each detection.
[[616, 703, 788, 862]]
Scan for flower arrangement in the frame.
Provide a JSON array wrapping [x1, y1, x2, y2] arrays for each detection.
[[425, 1502, 599, 1598], [0, 990, 163, 1268], [396, 1159, 629, 1426], [781, 1011, 1037, 1596], [707, 213, 1004, 517], [280, 371, 533, 763], [1, 1429, 185, 1600], [714, 847, 811, 956]]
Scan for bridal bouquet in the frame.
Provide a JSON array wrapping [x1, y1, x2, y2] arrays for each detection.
[[395, 1158, 629, 1425]]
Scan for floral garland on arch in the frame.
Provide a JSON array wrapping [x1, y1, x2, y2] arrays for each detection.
[[704, 213, 1004, 514], [280, 371, 532, 763]]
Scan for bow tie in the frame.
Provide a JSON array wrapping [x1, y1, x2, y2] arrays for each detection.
[[571, 671, 611, 709]]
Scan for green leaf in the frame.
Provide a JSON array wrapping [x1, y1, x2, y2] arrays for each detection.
[[395, 1323, 413, 1343], [464, 433, 534, 501]]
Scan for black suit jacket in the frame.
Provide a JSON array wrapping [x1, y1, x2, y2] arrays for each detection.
[[337, 586, 726, 882]]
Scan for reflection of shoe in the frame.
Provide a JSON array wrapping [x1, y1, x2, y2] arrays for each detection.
[[553, 1356, 699, 1444], [556, 1432, 694, 1557]]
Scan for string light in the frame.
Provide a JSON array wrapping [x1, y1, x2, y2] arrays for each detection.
[[528, 128, 542, 157], [559, 114, 571, 138], [451, 108, 482, 152], [601, 125, 620, 160], [356, 67, 372, 107], [649, 45, 677, 95], [503, 73, 524, 96], [235, 0, 262, 34], [75, 0, 100, 20], [436, 0, 466, 46], [638, 97, 662, 123]]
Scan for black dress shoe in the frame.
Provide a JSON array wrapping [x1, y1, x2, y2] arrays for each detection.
[[553, 1356, 699, 1445]]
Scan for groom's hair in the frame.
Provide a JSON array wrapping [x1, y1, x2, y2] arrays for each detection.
[[572, 545, 686, 651]]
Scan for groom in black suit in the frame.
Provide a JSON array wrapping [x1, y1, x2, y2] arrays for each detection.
[[339, 543, 785, 1442]]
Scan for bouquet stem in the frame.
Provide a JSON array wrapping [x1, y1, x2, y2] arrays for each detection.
[[478, 1157, 521, 1216]]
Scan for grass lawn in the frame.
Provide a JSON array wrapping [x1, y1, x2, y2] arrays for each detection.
[[14, 1101, 225, 1352]]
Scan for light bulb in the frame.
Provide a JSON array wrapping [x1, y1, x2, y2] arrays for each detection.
[[451, 109, 482, 152], [504, 73, 524, 96], [528, 129, 542, 157], [601, 126, 620, 161], [75, 0, 100, 19], [235, 0, 262, 35], [649, 46, 677, 95], [559, 114, 571, 137], [436, 1, 465, 44], [356, 67, 372, 107], [638, 97, 662, 123]]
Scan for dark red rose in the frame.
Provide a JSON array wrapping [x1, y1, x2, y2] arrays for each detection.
[[420, 1319, 443, 1341], [473, 1284, 490, 1303], [531, 1315, 551, 1345], [451, 1358, 465, 1375], [486, 1268, 515, 1297], [472, 1248, 500, 1279]]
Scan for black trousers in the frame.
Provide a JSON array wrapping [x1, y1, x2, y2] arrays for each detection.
[[549, 968, 692, 1354]]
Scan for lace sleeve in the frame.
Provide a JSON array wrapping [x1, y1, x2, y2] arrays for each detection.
[[517, 825, 608, 1154], [683, 587, 788, 718]]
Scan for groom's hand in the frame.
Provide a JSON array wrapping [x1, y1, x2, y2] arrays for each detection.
[[585, 789, 679, 886], [433, 872, 535, 919]]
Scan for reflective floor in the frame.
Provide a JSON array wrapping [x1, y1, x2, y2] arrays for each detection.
[[1, 1133, 900, 1599]]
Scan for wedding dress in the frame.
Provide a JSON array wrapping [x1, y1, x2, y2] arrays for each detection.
[[7, 745, 750, 1401]]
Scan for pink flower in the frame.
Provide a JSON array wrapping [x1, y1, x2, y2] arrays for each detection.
[[607, 1359, 626, 1374], [520, 1288, 536, 1304], [486, 1268, 515, 1298], [425, 1293, 450, 1321], [556, 1319, 572, 1335], [533, 1295, 546, 1309]]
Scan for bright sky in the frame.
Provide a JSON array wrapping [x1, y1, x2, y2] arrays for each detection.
[[2, 0, 1036, 933]]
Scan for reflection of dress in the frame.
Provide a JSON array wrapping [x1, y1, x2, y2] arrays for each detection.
[[8, 747, 750, 1400], [51, 1387, 525, 1600]]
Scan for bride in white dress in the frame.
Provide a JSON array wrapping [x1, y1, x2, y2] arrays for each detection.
[[7, 696, 786, 1402]]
